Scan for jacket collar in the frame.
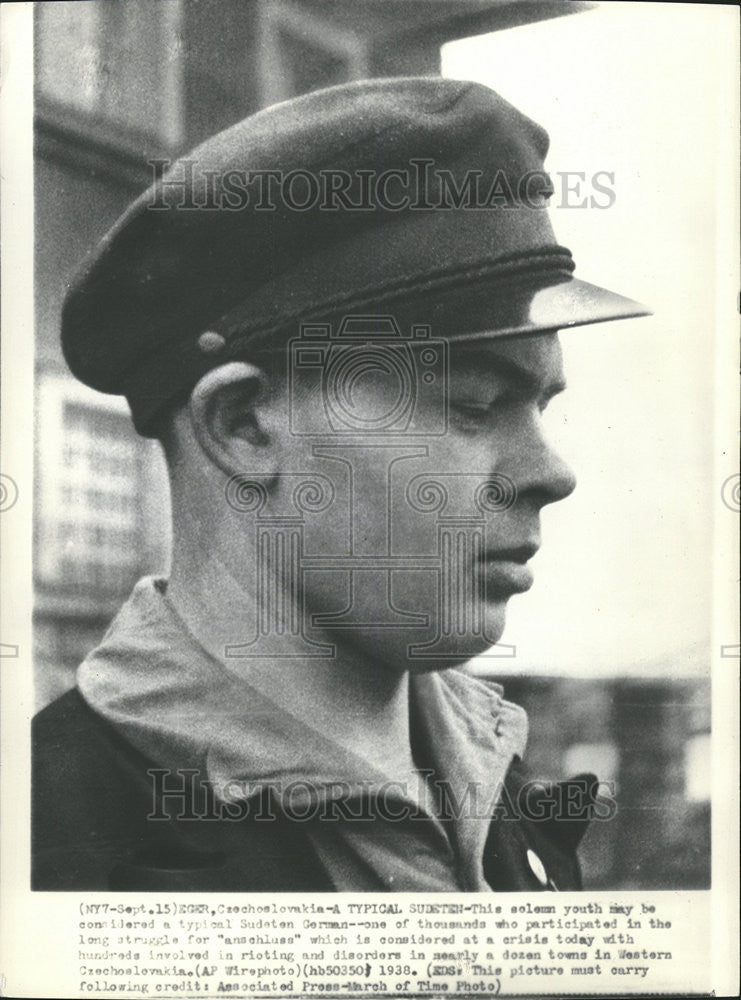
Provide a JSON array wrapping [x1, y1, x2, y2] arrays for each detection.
[[79, 575, 528, 886]]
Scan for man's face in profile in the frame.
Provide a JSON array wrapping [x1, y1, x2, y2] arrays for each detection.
[[244, 329, 576, 671]]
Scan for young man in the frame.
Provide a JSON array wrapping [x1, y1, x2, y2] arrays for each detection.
[[33, 77, 648, 891]]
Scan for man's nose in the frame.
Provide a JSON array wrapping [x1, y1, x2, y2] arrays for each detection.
[[496, 419, 577, 509]]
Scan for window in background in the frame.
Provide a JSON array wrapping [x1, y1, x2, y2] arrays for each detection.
[[257, 1, 367, 106], [36, 1, 101, 115], [35, 0, 183, 148], [36, 375, 143, 598]]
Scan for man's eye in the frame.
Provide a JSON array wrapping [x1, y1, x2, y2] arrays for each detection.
[[451, 401, 493, 424]]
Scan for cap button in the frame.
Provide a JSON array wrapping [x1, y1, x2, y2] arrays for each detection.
[[526, 848, 549, 887], [197, 330, 226, 354]]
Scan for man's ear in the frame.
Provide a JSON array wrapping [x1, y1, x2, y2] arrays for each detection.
[[188, 362, 276, 477]]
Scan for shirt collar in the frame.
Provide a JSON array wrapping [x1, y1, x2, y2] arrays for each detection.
[[79, 575, 527, 868]]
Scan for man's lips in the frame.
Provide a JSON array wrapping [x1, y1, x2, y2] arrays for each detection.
[[483, 542, 540, 564], [478, 542, 540, 595]]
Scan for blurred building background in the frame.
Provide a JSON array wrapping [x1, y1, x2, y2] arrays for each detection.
[[34, 0, 709, 890]]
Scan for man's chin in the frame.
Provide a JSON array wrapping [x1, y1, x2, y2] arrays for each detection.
[[306, 594, 510, 674], [402, 599, 510, 674], [481, 597, 509, 643]]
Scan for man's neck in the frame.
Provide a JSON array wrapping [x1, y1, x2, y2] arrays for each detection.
[[166, 540, 417, 781]]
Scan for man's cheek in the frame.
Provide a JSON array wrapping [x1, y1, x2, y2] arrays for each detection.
[[389, 569, 438, 621]]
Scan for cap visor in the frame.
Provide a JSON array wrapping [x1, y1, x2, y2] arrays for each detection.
[[381, 273, 652, 342]]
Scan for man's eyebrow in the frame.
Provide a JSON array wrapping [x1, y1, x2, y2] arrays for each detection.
[[451, 350, 567, 398]]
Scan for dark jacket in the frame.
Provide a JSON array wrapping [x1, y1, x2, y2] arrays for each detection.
[[32, 687, 595, 892]]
